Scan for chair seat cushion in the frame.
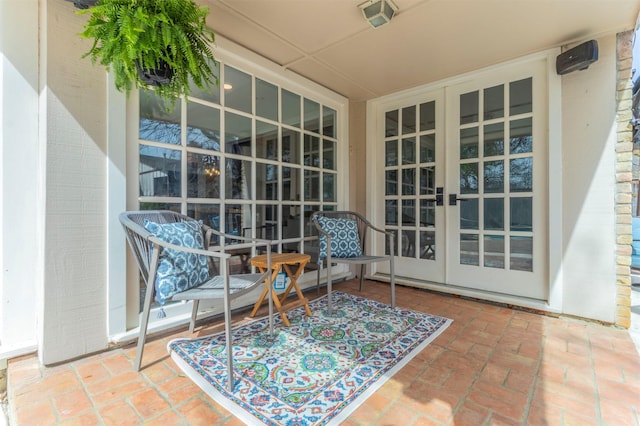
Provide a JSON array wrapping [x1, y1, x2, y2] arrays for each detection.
[[317, 216, 363, 259], [144, 219, 210, 305]]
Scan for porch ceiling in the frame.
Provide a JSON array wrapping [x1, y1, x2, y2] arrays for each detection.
[[205, 0, 640, 102]]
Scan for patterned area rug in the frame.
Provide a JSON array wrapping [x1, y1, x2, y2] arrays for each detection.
[[168, 291, 452, 425]]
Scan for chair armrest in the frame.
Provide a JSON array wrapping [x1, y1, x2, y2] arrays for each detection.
[[205, 228, 275, 252], [148, 236, 232, 260]]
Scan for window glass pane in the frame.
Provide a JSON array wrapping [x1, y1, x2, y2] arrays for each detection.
[[256, 204, 278, 240], [460, 234, 479, 265], [510, 77, 532, 115], [510, 118, 533, 154], [304, 170, 320, 201], [402, 106, 416, 134], [187, 204, 220, 231], [460, 198, 479, 230], [401, 230, 415, 257], [224, 65, 252, 113], [420, 166, 435, 195], [510, 197, 533, 232], [420, 199, 435, 227], [188, 60, 220, 103], [510, 157, 533, 192], [419, 101, 435, 131], [386, 140, 398, 166], [256, 78, 278, 121], [420, 230, 436, 260], [304, 135, 320, 167], [385, 170, 397, 195], [256, 121, 278, 160], [304, 98, 320, 133], [256, 162, 278, 200], [402, 137, 416, 165], [187, 102, 220, 150], [460, 127, 478, 159], [323, 140, 336, 170], [225, 112, 252, 156], [460, 162, 478, 194], [282, 167, 300, 201], [484, 235, 505, 268], [420, 134, 435, 163], [484, 198, 504, 230], [510, 236, 533, 271], [460, 91, 479, 124], [282, 205, 301, 240], [386, 110, 398, 137], [282, 129, 300, 164], [484, 160, 504, 193], [386, 200, 397, 225], [282, 89, 300, 127], [385, 229, 399, 256], [187, 153, 220, 198], [323, 172, 336, 202], [139, 91, 181, 144], [140, 202, 181, 212], [139, 145, 181, 197], [402, 168, 415, 195], [323, 106, 336, 137], [484, 84, 504, 120], [225, 158, 252, 199], [484, 123, 504, 157], [225, 204, 251, 237], [402, 200, 415, 226]]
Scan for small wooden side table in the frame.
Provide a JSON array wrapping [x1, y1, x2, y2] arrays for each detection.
[[249, 253, 312, 326]]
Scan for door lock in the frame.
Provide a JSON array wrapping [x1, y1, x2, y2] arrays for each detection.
[[448, 194, 468, 206]]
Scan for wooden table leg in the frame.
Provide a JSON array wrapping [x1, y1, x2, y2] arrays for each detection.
[[281, 262, 312, 317], [249, 266, 291, 326]]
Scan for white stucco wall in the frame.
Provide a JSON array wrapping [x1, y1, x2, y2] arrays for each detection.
[[561, 34, 618, 323]]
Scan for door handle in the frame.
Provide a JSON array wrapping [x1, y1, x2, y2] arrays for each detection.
[[448, 194, 468, 206]]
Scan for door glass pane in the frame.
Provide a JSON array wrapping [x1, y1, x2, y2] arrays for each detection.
[[187, 203, 219, 231], [460, 234, 479, 265], [256, 204, 278, 240], [420, 166, 436, 195], [323, 140, 336, 170], [402, 137, 416, 164], [256, 162, 278, 200], [139, 146, 181, 197], [323, 172, 336, 202], [484, 235, 505, 268], [304, 98, 320, 133], [402, 168, 416, 195], [187, 153, 220, 198], [256, 78, 278, 121], [484, 160, 504, 193], [282, 89, 301, 127], [224, 65, 251, 113], [282, 167, 300, 201], [323, 106, 336, 137], [386, 140, 398, 166], [386, 200, 397, 225], [484, 84, 504, 120], [484, 198, 504, 230], [510, 77, 532, 115], [385, 170, 397, 195], [460, 127, 479, 159], [256, 121, 278, 160], [420, 199, 435, 226], [304, 170, 320, 201], [460, 163, 478, 194], [483, 123, 504, 157], [401, 230, 415, 257], [460, 91, 479, 124], [510, 157, 533, 192], [386, 110, 398, 137], [460, 198, 479, 229], [187, 102, 220, 150], [385, 229, 399, 256], [420, 231, 436, 259], [420, 101, 435, 131], [282, 129, 300, 164], [304, 135, 320, 167], [225, 112, 251, 156], [511, 236, 533, 271], [188, 59, 220, 104], [420, 134, 435, 163], [282, 205, 300, 240], [402, 199, 415, 226], [140, 91, 181, 144], [510, 197, 532, 231], [402, 106, 416, 134], [225, 158, 252, 199], [510, 118, 532, 154]]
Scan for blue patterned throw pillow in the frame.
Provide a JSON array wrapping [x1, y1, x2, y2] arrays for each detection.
[[317, 216, 363, 260], [143, 219, 210, 307]]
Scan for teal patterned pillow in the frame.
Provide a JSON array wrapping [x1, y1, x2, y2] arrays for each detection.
[[143, 219, 210, 306], [317, 216, 362, 260]]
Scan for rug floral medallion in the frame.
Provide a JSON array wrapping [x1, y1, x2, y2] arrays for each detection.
[[169, 291, 452, 425]]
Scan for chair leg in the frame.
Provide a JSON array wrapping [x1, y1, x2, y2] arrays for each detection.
[[316, 261, 322, 295], [390, 256, 396, 308], [327, 259, 333, 315], [135, 281, 155, 371], [359, 264, 365, 292], [224, 292, 234, 392], [189, 300, 199, 333]]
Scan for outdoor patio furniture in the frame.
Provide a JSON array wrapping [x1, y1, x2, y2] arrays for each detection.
[[311, 210, 396, 314], [119, 210, 274, 391]]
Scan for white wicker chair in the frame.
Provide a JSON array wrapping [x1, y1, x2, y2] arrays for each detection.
[[311, 210, 395, 314], [119, 210, 273, 391]]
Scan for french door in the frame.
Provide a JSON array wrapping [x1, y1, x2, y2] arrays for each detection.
[[374, 58, 548, 300]]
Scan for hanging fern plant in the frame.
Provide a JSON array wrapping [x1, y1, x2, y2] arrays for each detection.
[[79, 0, 218, 107]]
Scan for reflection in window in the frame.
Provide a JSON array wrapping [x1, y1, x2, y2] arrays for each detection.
[[282, 90, 301, 128], [420, 101, 435, 131], [483, 198, 504, 231], [483, 123, 504, 157], [510, 197, 532, 232], [323, 106, 336, 137], [420, 134, 435, 163], [402, 168, 415, 195], [511, 236, 533, 271], [510, 118, 533, 154], [484, 235, 504, 268], [460, 90, 479, 124], [460, 234, 479, 265], [402, 137, 416, 165], [140, 91, 181, 144], [510, 157, 533, 192], [460, 198, 479, 230], [187, 101, 220, 150], [282, 129, 300, 164], [139, 145, 181, 197], [225, 112, 251, 156], [510, 78, 532, 116], [402, 106, 416, 134], [402, 200, 415, 226], [484, 160, 504, 193], [460, 163, 478, 194], [187, 153, 220, 198], [460, 127, 478, 159], [304, 135, 320, 167], [256, 78, 278, 121], [386, 140, 398, 166], [225, 158, 252, 199], [386, 110, 398, 137], [323, 140, 336, 170], [484, 84, 504, 120], [304, 98, 320, 133], [224, 65, 251, 113], [256, 162, 278, 201], [256, 121, 278, 161], [386, 200, 397, 225]]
